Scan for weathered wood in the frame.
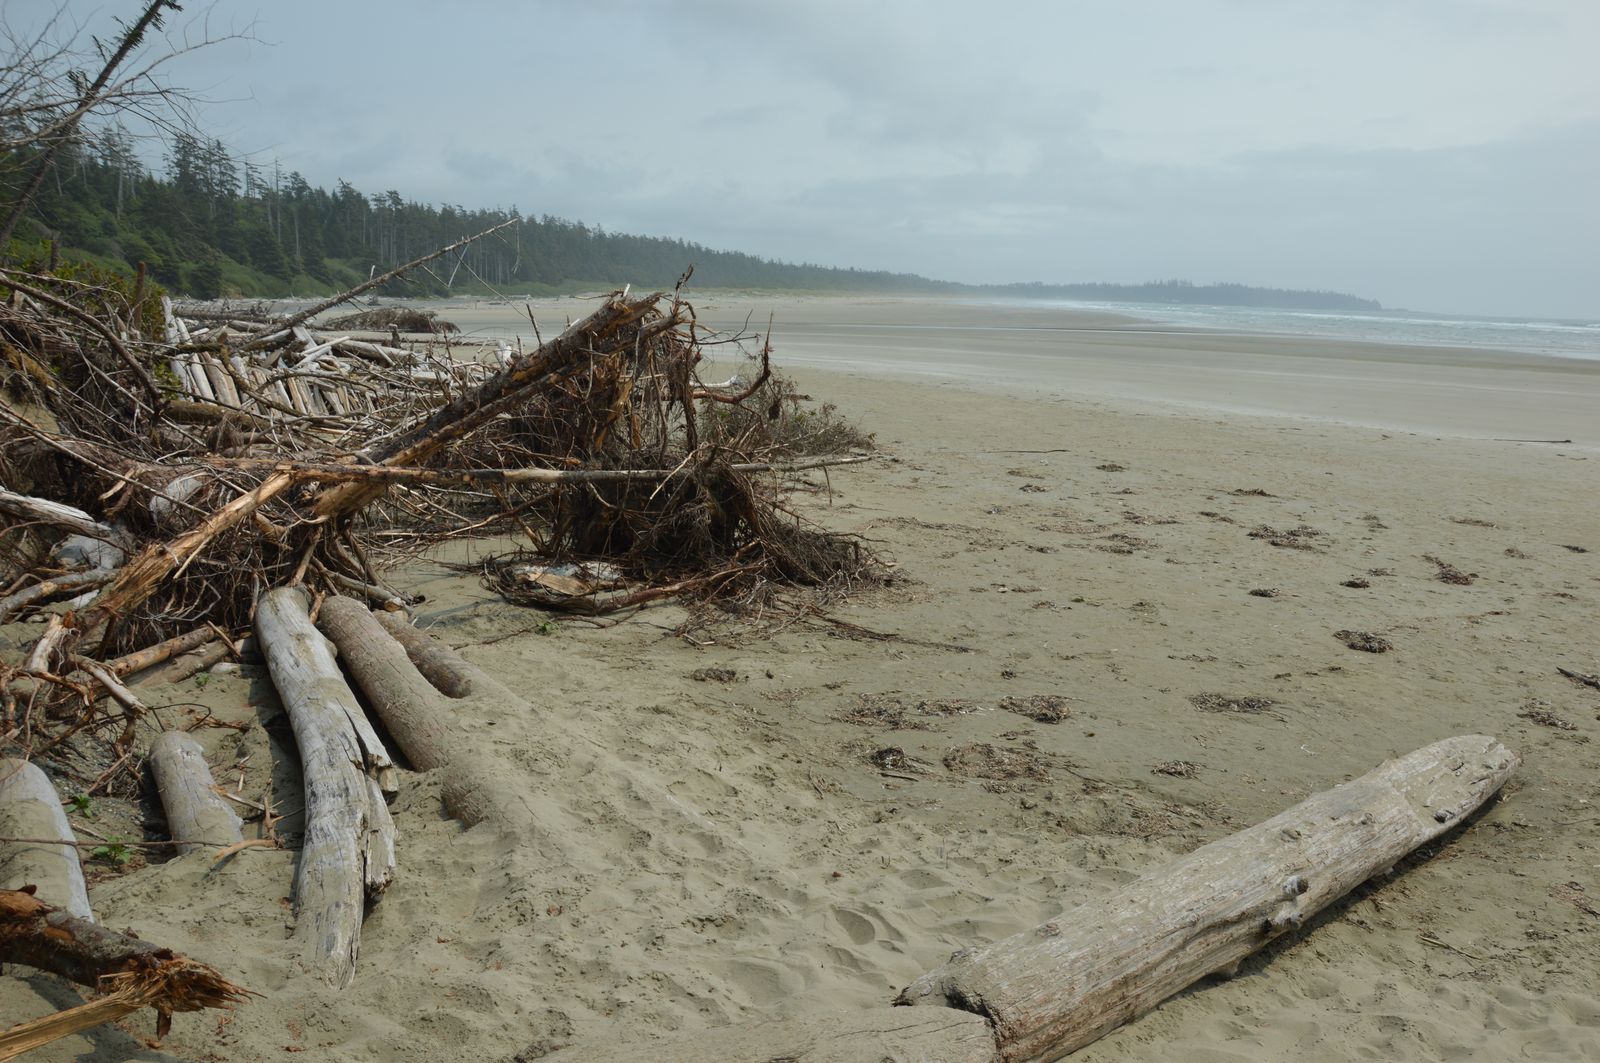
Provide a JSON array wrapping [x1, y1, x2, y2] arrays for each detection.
[[318, 599, 451, 770], [127, 639, 230, 688], [0, 570, 113, 624], [545, 1006, 998, 1063], [0, 759, 91, 921], [897, 735, 1518, 1063], [0, 488, 132, 550], [146, 731, 243, 855], [374, 609, 475, 698], [0, 887, 250, 1056], [83, 469, 296, 630], [312, 290, 664, 519], [107, 627, 217, 675], [255, 587, 396, 987], [318, 598, 518, 828]]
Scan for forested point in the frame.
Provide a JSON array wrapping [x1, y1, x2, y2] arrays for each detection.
[[2, 129, 1380, 311]]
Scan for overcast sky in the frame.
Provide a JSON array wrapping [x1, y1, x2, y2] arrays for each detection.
[[38, 1, 1600, 317]]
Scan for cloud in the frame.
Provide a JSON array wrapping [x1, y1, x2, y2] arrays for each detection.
[[39, 0, 1600, 316]]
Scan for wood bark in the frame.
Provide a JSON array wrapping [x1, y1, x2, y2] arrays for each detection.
[[546, 1006, 997, 1063], [0, 887, 250, 1057], [146, 731, 243, 855], [374, 609, 475, 698], [317, 598, 520, 828], [0, 759, 91, 921], [897, 734, 1519, 1063], [254, 587, 396, 987]]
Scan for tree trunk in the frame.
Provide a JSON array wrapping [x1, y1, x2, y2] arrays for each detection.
[[0, 759, 91, 921], [254, 587, 396, 987], [897, 735, 1518, 1063], [316, 598, 520, 828], [146, 731, 243, 855]]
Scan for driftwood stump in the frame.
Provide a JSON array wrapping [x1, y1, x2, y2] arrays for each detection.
[[0, 759, 91, 920], [255, 587, 397, 987], [897, 734, 1518, 1062]]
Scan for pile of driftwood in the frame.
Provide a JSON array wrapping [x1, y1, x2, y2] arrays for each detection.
[[0, 224, 872, 750], [0, 229, 873, 1047]]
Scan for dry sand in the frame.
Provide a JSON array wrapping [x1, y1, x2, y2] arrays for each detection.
[[5, 296, 1598, 1061]]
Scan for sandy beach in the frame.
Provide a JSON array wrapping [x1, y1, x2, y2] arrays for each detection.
[[6, 296, 1598, 1060]]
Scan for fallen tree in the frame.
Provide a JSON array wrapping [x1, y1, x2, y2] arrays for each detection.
[[897, 734, 1519, 1062]]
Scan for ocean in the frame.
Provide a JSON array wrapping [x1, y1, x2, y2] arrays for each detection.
[[1011, 299, 1600, 362]]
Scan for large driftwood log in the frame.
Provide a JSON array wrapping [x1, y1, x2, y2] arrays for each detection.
[[317, 598, 523, 827], [545, 1006, 998, 1063], [0, 759, 91, 921], [255, 587, 396, 987], [897, 735, 1518, 1063], [0, 887, 250, 1057], [146, 732, 243, 855]]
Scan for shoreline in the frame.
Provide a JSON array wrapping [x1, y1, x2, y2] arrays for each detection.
[[431, 294, 1600, 445]]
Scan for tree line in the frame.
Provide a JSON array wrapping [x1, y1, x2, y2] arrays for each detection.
[[3, 126, 1380, 311]]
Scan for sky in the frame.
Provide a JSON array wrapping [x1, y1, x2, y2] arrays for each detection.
[[27, 1, 1600, 317]]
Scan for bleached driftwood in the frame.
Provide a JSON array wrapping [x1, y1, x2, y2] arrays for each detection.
[[545, 1006, 997, 1063], [0, 759, 91, 921], [255, 587, 396, 987], [897, 734, 1519, 1063], [146, 731, 243, 855], [317, 598, 521, 827]]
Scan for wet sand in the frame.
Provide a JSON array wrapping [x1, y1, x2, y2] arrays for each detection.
[[6, 296, 1598, 1061]]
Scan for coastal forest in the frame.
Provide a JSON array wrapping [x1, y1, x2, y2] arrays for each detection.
[[4, 126, 1380, 311]]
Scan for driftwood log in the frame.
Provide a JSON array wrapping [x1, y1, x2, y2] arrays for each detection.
[[0, 759, 91, 920], [316, 598, 525, 827], [255, 587, 397, 987], [146, 731, 243, 855], [127, 639, 230, 688], [0, 887, 250, 1058], [897, 734, 1518, 1063]]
